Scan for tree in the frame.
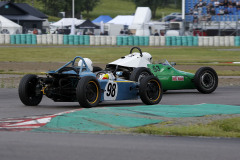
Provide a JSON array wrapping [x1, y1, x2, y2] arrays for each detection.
[[73, 0, 100, 18], [132, 0, 163, 18], [39, 0, 67, 16], [83, 0, 100, 16]]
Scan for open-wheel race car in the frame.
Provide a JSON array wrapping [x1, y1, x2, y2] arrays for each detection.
[[147, 60, 218, 94], [18, 56, 163, 108], [105, 47, 153, 81], [105, 47, 218, 94]]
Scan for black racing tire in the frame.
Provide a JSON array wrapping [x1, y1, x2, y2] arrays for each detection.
[[194, 67, 218, 94], [139, 76, 163, 105], [130, 67, 152, 83], [76, 76, 101, 108], [18, 74, 43, 106], [93, 66, 103, 72]]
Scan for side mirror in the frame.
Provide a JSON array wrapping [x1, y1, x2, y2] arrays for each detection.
[[171, 62, 176, 66]]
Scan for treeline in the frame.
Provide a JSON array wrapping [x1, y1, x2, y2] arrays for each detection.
[[9, 0, 100, 17], [9, 0, 182, 18]]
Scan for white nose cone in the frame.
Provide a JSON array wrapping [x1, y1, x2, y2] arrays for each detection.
[[109, 52, 152, 68]]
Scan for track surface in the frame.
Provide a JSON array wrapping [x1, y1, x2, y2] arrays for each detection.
[[0, 87, 240, 160], [0, 87, 239, 119], [1, 132, 240, 160]]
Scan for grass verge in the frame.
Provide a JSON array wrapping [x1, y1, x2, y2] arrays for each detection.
[[133, 117, 240, 138], [1, 47, 240, 63]]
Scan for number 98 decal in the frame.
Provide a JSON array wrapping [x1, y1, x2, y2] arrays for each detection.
[[104, 81, 118, 100]]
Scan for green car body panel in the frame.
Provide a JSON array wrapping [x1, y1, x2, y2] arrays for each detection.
[[147, 63, 196, 90]]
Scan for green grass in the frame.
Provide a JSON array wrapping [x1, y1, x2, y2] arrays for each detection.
[[19, 0, 181, 20], [134, 117, 240, 138], [83, 0, 181, 20], [0, 47, 239, 63], [0, 46, 239, 75]]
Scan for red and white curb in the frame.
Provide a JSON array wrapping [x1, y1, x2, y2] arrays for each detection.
[[0, 109, 83, 131]]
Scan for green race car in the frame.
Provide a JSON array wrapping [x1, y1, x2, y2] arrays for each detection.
[[130, 60, 218, 94]]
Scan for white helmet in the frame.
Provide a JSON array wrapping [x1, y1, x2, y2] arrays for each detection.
[[142, 52, 152, 63], [78, 58, 93, 71]]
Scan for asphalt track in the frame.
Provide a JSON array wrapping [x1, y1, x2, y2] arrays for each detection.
[[0, 87, 240, 160], [0, 87, 239, 119]]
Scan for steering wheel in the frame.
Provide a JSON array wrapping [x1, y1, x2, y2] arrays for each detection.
[[129, 47, 143, 57]]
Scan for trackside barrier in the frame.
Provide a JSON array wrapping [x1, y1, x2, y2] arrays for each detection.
[[0, 34, 4, 44], [3, 34, 240, 47], [235, 36, 240, 46]]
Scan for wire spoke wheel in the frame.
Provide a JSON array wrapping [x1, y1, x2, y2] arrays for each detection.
[[200, 71, 215, 89], [194, 67, 218, 94]]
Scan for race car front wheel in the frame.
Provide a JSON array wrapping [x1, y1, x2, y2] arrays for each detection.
[[130, 67, 152, 83], [139, 76, 163, 105], [18, 74, 43, 106], [76, 76, 101, 108], [194, 67, 218, 94]]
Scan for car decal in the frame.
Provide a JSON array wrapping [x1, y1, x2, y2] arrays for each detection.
[[104, 81, 118, 100], [172, 76, 184, 81]]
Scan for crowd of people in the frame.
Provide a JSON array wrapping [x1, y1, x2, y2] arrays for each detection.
[[188, 0, 240, 23]]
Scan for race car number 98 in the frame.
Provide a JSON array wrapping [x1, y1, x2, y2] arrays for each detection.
[[104, 81, 118, 100]]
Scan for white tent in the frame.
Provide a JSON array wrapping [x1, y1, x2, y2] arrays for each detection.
[[107, 15, 134, 25], [105, 15, 134, 36], [50, 18, 85, 28], [0, 15, 22, 34]]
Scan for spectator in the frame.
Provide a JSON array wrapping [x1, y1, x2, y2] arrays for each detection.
[[33, 28, 38, 35], [232, 0, 237, 7], [189, 9, 193, 15], [154, 30, 159, 36], [224, 7, 229, 14], [160, 30, 165, 36], [228, 5, 233, 14], [219, 9, 225, 14], [198, 0, 203, 7], [237, 1, 240, 8], [220, 0, 225, 6], [193, 13, 199, 23], [224, 0, 228, 6], [207, 14, 212, 25], [210, 7, 216, 15], [120, 29, 124, 34], [214, 0, 220, 7]]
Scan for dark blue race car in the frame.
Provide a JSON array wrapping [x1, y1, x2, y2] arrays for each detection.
[[18, 56, 163, 108]]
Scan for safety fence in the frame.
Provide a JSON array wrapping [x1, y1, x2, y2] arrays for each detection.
[[1, 34, 240, 47]]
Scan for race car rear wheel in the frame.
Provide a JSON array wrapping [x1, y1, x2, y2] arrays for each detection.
[[76, 76, 101, 108], [18, 74, 43, 106], [194, 67, 218, 94], [139, 76, 163, 105], [130, 67, 152, 83]]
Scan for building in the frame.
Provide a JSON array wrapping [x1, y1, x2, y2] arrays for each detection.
[[0, 1, 48, 33]]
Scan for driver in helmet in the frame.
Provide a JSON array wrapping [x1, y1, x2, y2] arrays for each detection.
[[142, 52, 153, 63], [78, 58, 93, 72]]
